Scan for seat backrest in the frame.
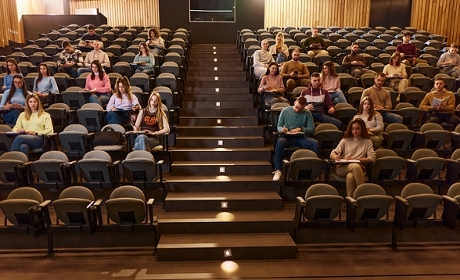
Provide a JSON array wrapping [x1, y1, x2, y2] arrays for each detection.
[[315, 123, 339, 132], [125, 150, 154, 161], [63, 124, 89, 133], [376, 149, 398, 158], [411, 148, 438, 160], [353, 183, 386, 198], [447, 183, 460, 198], [59, 186, 94, 200], [0, 151, 28, 162], [401, 183, 433, 198], [305, 183, 338, 198], [0, 187, 43, 225], [82, 150, 112, 162], [38, 150, 69, 161], [303, 184, 343, 221], [420, 122, 444, 132]]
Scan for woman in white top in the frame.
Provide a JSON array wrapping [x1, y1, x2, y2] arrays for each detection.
[[147, 27, 165, 54], [253, 39, 275, 78], [383, 52, 409, 93], [106, 76, 141, 124], [320, 61, 347, 104], [269, 32, 289, 64], [33, 63, 59, 104], [353, 96, 384, 148], [257, 62, 289, 107]]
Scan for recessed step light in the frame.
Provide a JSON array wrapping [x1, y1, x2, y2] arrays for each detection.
[[219, 167, 225, 173], [216, 102, 221, 107]]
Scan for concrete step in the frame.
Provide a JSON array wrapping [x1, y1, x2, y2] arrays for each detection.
[[156, 233, 297, 261], [189, 55, 241, 62], [188, 65, 243, 72], [185, 86, 249, 94], [180, 108, 257, 117], [164, 191, 282, 212], [170, 160, 272, 176], [179, 116, 258, 126], [186, 81, 249, 88], [175, 136, 264, 148], [187, 75, 246, 82], [191, 44, 237, 52], [187, 70, 246, 77], [164, 175, 280, 192], [181, 93, 253, 102], [157, 210, 293, 234], [182, 100, 253, 109], [171, 147, 272, 161], [175, 125, 263, 136]]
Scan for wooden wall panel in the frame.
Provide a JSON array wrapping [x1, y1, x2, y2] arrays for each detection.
[[69, 0, 160, 28], [411, 0, 460, 44], [264, 0, 371, 29], [0, 0, 22, 46], [16, 0, 47, 43]]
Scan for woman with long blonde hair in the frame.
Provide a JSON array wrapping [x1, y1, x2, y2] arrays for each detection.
[[11, 93, 53, 155], [133, 91, 170, 151], [269, 32, 289, 63]]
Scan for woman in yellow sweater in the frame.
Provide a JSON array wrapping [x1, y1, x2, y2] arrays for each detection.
[[11, 93, 53, 155]]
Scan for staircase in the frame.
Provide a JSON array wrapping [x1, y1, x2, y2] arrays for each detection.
[[156, 44, 296, 261]]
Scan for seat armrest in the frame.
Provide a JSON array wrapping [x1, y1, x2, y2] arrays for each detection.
[[345, 197, 358, 231], [394, 196, 409, 230], [442, 195, 459, 230], [293, 196, 306, 232]]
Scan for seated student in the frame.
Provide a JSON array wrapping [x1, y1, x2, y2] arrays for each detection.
[[353, 97, 384, 148], [106, 76, 141, 125], [77, 40, 111, 77], [147, 27, 165, 55], [272, 96, 319, 181], [11, 93, 53, 155], [78, 24, 102, 51], [396, 32, 427, 66], [0, 75, 31, 125], [300, 72, 342, 129], [361, 73, 403, 124], [269, 32, 289, 64], [330, 118, 376, 197], [257, 62, 289, 107], [301, 27, 329, 58], [132, 42, 155, 75], [320, 61, 347, 104], [342, 42, 377, 79], [2, 58, 22, 91], [33, 63, 59, 104], [437, 43, 460, 78], [132, 92, 170, 151], [83, 60, 112, 106], [57, 40, 84, 78], [382, 52, 409, 94], [419, 76, 460, 127], [280, 47, 311, 93], [253, 39, 275, 78]]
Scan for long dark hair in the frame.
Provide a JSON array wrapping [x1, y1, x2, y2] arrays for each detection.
[[265, 62, 280, 76], [90, 60, 104, 81], [6, 58, 20, 75], [322, 61, 338, 77], [7, 75, 28, 103], [35, 63, 50, 89], [114, 76, 133, 102], [343, 118, 370, 139], [138, 42, 150, 56], [357, 96, 376, 121]]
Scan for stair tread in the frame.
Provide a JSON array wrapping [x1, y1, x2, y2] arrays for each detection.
[[158, 210, 292, 221], [166, 191, 280, 200], [158, 233, 296, 248], [176, 136, 263, 139], [172, 161, 271, 166], [164, 174, 276, 181]]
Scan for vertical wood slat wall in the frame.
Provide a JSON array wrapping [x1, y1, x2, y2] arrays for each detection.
[[0, 0, 23, 47], [69, 0, 160, 28], [411, 0, 460, 45], [16, 0, 47, 43], [264, 0, 371, 30]]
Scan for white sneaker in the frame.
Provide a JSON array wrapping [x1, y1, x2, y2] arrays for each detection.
[[272, 170, 282, 181]]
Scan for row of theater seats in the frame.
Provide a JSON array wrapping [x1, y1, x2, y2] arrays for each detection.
[[0, 185, 159, 256], [292, 181, 460, 250], [0, 149, 166, 193], [282, 147, 460, 194]]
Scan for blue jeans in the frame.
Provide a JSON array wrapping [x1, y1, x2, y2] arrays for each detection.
[[133, 134, 160, 151], [11, 134, 43, 155], [89, 93, 110, 106], [58, 66, 78, 78], [381, 111, 403, 124], [328, 90, 347, 104], [275, 53, 287, 64], [76, 67, 91, 77], [2, 110, 21, 126], [312, 112, 342, 130], [106, 110, 129, 125], [274, 135, 319, 171]]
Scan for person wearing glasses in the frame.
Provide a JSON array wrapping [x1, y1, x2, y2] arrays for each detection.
[[11, 93, 53, 155], [0, 75, 31, 125]]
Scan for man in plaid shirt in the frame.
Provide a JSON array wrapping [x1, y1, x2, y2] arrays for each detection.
[[57, 41, 84, 78]]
